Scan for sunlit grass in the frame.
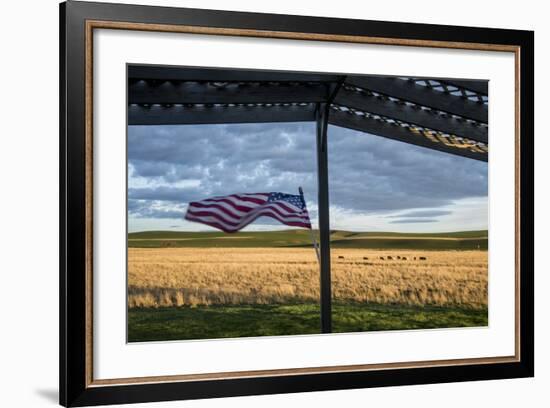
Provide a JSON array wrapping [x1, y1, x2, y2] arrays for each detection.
[[128, 248, 488, 309]]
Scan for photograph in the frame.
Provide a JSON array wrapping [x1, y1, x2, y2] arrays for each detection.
[[126, 65, 489, 342], [57, 1, 534, 405]]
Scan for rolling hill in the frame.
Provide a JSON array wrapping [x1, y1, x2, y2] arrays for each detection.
[[128, 229, 488, 250]]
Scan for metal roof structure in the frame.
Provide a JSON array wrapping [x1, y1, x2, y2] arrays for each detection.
[[128, 65, 488, 162]]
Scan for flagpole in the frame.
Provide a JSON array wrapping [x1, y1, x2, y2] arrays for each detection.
[[299, 186, 320, 263]]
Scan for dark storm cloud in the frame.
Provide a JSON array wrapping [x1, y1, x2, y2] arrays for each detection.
[[128, 123, 319, 214], [390, 219, 438, 224], [128, 123, 487, 220], [386, 210, 452, 218], [327, 126, 487, 212]]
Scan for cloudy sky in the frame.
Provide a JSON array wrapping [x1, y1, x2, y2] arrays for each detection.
[[128, 123, 488, 233]]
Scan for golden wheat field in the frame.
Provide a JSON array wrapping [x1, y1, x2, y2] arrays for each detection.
[[128, 247, 488, 309]]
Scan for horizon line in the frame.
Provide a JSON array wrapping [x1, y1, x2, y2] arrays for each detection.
[[128, 228, 489, 234]]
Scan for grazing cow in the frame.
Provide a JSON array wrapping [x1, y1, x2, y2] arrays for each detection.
[[363, 257, 369, 260], [402, 257, 407, 260], [419, 256, 427, 261], [387, 256, 393, 260], [338, 256, 344, 259], [379, 256, 385, 260], [397, 256, 401, 259]]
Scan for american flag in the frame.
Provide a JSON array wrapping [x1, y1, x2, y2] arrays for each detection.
[[184, 192, 312, 233]]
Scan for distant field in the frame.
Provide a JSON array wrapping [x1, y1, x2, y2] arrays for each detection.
[[128, 229, 488, 250], [128, 245, 488, 341], [128, 247, 488, 308]]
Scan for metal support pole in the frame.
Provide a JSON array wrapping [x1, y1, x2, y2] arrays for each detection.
[[299, 187, 320, 263], [316, 103, 332, 334]]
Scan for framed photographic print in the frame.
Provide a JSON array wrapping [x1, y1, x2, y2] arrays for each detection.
[[59, 1, 534, 406]]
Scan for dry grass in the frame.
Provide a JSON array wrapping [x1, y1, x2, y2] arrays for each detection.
[[128, 248, 487, 309]]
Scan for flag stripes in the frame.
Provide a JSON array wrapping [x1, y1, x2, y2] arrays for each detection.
[[184, 192, 312, 233]]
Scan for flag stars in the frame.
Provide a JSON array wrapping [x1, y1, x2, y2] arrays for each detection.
[[268, 192, 306, 210]]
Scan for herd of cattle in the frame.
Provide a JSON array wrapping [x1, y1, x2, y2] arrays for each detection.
[[337, 255, 427, 261]]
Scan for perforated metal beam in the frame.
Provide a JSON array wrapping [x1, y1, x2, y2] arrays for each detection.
[[128, 80, 329, 104], [442, 79, 488, 95], [345, 76, 488, 123], [334, 87, 488, 143], [128, 65, 342, 83], [328, 108, 487, 162], [128, 103, 316, 125]]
